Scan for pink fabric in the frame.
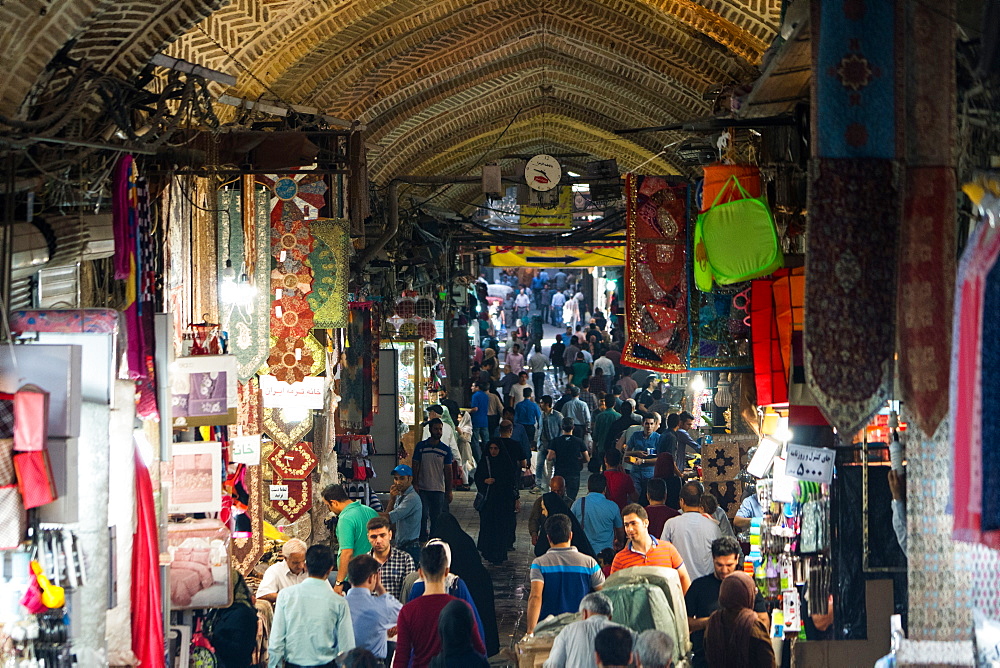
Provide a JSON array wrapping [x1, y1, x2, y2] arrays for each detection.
[[952, 223, 1000, 548], [132, 446, 165, 668], [13, 388, 47, 452]]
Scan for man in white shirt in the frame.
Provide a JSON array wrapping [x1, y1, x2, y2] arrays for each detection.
[[515, 288, 531, 320], [661, 483, 721, 580], [545, 592, 627, 668], [551, 291, 566, 327], [510, 371, 530, 407], [594, 353, 615, 382], [528, 347, 549, 396], [256, 538, 308, 604]]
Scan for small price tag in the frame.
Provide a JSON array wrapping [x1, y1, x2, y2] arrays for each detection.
[[269, 484, 289, 501]]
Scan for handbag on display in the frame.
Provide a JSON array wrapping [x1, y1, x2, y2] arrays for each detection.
[[13, 449, 57, 509], [13, 384, 49, 452], [694, 175, 783, 291], [0, 485, 26, 549]]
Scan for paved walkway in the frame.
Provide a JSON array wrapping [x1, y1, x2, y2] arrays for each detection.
[[451, 488, 537, 666]]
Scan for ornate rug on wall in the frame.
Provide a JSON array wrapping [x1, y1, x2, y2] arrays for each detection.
[[237, 378, 262, 435], [307, 218, 351, 328], [805, 159, 898, 438], [231, 463, 264, 576], [218, 185, 273, 381], [266, 442, 317, 480], [340, 303, 374, 430], [897, 168, 955, 439], [688, 282, 752, 370], [622, 175, 689, 372], [263, 407, 314, 449]]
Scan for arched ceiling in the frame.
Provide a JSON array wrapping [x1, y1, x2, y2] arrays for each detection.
[[2, 0, 780, 214]]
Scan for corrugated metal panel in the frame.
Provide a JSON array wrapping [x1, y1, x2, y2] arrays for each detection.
[[37, 265, 79, 308], [9, 277, 33, 311]]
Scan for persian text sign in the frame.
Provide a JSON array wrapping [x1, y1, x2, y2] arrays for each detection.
[[269, 484, 289, 501], [259, 375, 324, 409], [489, 243, 625, 267], [231, 434, 261, 465], [785, 443, 835, 484]]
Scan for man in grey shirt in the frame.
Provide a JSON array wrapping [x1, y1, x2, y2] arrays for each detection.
[[544, 592, 629, 668], [561, 386, 592, 440]]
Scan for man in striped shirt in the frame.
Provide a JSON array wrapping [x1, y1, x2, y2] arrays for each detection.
[[526, 514, 605, 633], [610, 504, 691, 593]]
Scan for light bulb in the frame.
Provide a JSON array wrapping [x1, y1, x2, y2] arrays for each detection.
[[688, 373, 706, 395]]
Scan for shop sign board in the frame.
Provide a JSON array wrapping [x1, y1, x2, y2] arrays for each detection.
[[231, 434, 261, 465], [259, 374, 325, 409], [489, 243, 625, 267], [785, 443, 835, 484], [269, 484, 289, 501]]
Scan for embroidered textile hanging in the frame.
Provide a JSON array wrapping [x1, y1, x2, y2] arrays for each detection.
[[307, 218, 351, 328], [340, 303, 374, 430], [263, 407, 314, 449], [805, 159, 898, 438], [897, 169, 956, 438], [219, 185, 273, 381], [688, 283, 752, 370], [230, 463, 264, 576], [271, 477, 313, 523], [622, 175, 689, 372], [266, 442, 317, 480]]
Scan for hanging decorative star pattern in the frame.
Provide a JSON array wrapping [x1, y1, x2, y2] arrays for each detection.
[[706, 447, 735, 477], [258, 171, 328, 227]]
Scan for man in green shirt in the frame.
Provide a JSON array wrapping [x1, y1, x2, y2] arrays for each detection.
[[590, 394, 620, 473], [323, 484, 379, 596]]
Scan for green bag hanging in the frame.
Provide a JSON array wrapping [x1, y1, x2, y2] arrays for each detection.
[[695, 175, 783, 289]]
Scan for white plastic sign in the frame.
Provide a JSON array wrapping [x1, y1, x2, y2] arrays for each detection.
[[231, 434, 261, 465], [269, 485, 289, 501], [785, 443, 835, 484], [259, 375, 325, 409]]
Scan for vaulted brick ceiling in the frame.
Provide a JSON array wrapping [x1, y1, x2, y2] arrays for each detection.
[[2, 0, 779, 208]]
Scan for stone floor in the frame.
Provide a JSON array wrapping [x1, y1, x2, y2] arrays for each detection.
[[450, 488, 537, 666]]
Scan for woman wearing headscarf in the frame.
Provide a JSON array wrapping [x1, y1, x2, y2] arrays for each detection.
[[534, 491, 596, 558], [430, 514, 500, 657], [704, 572, 776, 668], [429, 600, 490, 667], [474, 441, 519, 566], [652, 452, 683, 510], [205, 570, 257, 668]]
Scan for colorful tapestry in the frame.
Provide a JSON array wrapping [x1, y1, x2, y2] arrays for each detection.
[[267, 336, 317, 384], [266, 442, 317, 480], [263, 407, 314, 450], [231, 463, 264, 576], [688, 282, 752, 370], [707, 481, 743, 520], [370, 308, 381, 418], [815, 0, 900, 159], [237, 378, 262, 435], [980, 249, 1000, 531], [897, 168, 955, 438], [219, 187, 273, 381], [340, 303, 374, 430], [701, 438, 743, 483], [623, 175, 689, 372], [10, 309, 120, 334], [271, 477, 313, 523], [307, 218, 351, 328], [805, 158, 898, 438]]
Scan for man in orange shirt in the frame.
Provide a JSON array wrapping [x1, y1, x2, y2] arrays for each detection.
[[610, 503, 691, 593]]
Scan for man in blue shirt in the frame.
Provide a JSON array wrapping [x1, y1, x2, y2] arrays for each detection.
[[469, 381, 491, 461], [386, 464, 422, 562], [626, 415, 662, 504], [572, 474, 625, 553], [526, 514, 605, 633], [514, 387, 543, 445], [268, 545, 355, 668], [733, 481, 767, 532], [345, 554, 404, 663]]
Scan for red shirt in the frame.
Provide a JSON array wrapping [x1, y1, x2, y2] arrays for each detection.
[[645, 504, 681, 538], [393, 594, 485, 668], [604, 470, 635, 509]]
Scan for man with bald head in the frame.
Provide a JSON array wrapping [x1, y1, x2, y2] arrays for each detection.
[[256, 538, 308, 604], [529, 476, 569, 545]]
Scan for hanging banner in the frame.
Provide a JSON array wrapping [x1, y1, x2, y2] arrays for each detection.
[[519, 187, 572, 230], [489, 243, 625, 267], [231, 434, 262, 465]]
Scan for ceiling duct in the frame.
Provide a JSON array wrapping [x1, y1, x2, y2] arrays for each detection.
[[10, 213, 114, 280]]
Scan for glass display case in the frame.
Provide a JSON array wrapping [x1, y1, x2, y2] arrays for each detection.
[[381, 339, 426, 433]]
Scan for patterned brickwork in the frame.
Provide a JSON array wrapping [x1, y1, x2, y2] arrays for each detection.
[[0, 0, 220, 118]]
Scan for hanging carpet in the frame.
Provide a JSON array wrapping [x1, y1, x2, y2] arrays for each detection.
[[231, 463, 264, 576], [623, 175, 689, 372], [340, 303, 374, 430], [805, 158, 898, 438], [307, 218, 351, 328]]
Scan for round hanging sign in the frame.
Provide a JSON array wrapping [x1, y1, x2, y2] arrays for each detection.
[[525, 154, 561, 192], [273, 177, 299, 201]]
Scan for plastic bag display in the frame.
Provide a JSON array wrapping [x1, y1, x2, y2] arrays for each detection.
[[168, 520, 233, 610]]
